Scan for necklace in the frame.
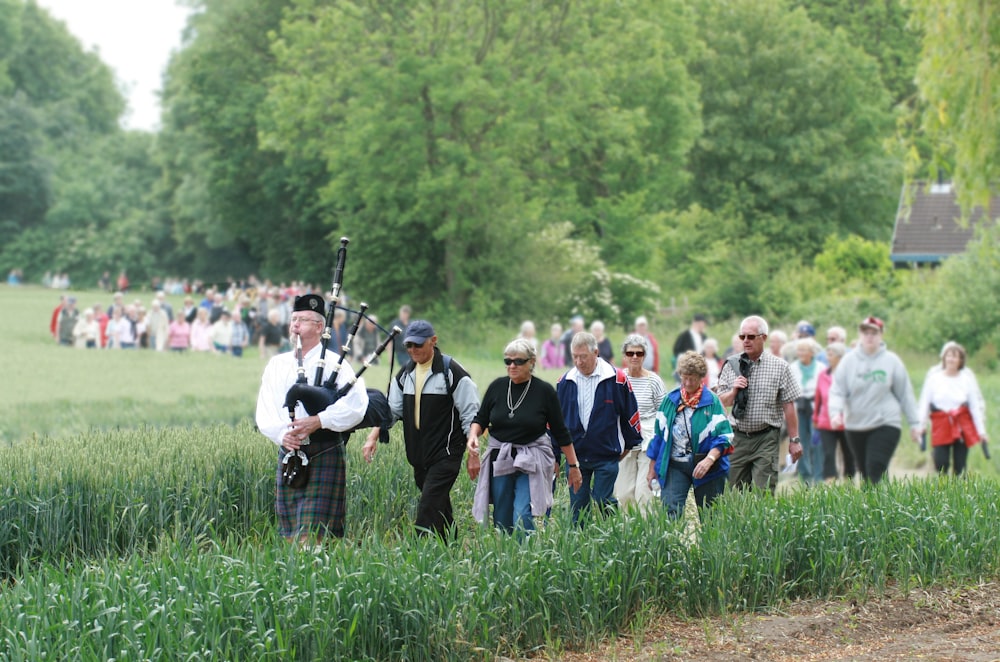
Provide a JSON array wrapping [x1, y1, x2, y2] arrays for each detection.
[[506, 377, 531, 418]]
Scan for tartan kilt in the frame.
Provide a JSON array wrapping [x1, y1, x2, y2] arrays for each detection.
[[276, 439, 346, 539]]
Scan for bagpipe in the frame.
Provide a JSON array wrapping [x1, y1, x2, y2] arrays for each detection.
[[282, 238, 399, 487]]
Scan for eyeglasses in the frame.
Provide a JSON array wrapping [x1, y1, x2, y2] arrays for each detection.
[[624, 351, 645, 358], [503, 357, 529, 366], [290, 317, 322, 325], [404, 341, 425, 349], [738, 334, 761, 341]]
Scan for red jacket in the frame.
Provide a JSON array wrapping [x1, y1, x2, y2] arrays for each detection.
[[930, 405, 981, 448]]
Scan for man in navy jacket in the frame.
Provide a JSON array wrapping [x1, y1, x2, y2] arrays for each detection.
[[557, 331, 642, 523]]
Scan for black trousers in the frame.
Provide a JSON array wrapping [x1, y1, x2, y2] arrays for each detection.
[[845, 425, 899, 485], [932, 440, 969, 476], [413, 452, 463, 540], [819, 429, 856, 479]]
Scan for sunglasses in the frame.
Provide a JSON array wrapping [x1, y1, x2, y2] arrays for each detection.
[[503, 357, 529, 366], [738, 334, 761, 341], [624, 350, 645, 358], [404, 341, 425, 349]]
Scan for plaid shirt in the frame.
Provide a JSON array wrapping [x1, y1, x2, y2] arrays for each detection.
[[718, 351, 801, 433]]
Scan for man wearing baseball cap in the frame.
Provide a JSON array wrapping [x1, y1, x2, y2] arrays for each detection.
[[363, 319, 480, 541], [827, 316, 920, 484]]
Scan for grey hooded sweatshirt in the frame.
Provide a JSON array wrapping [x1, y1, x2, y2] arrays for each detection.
[[828, 343, 919, 431]]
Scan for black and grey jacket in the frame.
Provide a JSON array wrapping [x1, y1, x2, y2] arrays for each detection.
[[388, 347, 480, 469]]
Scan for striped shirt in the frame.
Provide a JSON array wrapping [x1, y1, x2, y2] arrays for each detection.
[[626, 372, 667, 445]]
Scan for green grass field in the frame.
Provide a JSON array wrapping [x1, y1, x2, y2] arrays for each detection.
[[1, 284, 997, 660]]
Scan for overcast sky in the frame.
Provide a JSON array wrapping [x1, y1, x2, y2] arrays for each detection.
[[33, 0, 193, 132]]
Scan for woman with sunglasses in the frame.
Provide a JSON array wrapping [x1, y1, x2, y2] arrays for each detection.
[[468, 338, 583, 535], [613, 334, 666, 512]]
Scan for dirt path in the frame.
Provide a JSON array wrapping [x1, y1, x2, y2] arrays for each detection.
[[552, 584, 1000, 662], [536, 458, 1000, 661], [542, 583, 1000, 661]]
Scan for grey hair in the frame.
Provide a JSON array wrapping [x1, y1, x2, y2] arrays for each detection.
[[825, 342, 848, 360], [621, 333, 648, 353], [677, 350, 708, 378], [796, 338, 823, 357], [571, 331, 598, 352], [504, 337, 537, 361], [827, 326, 847, 343], [741, 315, 769, 336]]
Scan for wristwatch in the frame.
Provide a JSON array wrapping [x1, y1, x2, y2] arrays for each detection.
[[568, 463, 580, 469], [790, 437, 802, 444]]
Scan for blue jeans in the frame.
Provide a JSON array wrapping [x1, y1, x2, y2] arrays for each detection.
[[661, 457, 726, 520], [797, 422, 824, 486], [491, 471, 534, 534], [568, 459, 619, 524]]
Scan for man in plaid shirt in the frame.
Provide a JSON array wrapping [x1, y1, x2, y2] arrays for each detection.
[[717, 316, 802, 494]]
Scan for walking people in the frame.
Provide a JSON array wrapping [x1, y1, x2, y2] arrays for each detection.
[[828, 316, 921, 485], [255, 294, 369, 543], [556, 331, 642, 523], [671, 313, 707, 378], [647, 351, 733, 519], [917, 341, 989, 476], [716, 316, 802, 495], [466, 338, 582, 535], [812, 342, 856, 482], [362, 320, 480, 540], [613, 334, 667, 512], [789, 338, 824, 486]]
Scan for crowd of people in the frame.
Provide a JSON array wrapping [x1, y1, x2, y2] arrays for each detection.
[[42, 274, 987, 542], [255, 299, 989, 544], [47, 281, 396, 362]]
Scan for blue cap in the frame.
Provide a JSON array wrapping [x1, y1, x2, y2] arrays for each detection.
[[404, 319, 435, 344]]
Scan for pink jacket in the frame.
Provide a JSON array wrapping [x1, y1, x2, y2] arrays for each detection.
[[813, 368, 842, 431]]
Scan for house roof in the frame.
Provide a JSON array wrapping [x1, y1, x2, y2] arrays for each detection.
[[890, 182, 998, 265]]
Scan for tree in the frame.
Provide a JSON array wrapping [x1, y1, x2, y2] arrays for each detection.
[[262, 0, 700, 315], [0, 94, 49, 248], [159, 0, 331, 283], [791, 0, 921, 108], [7, 1, 124, 137], [907, 0, 1000, 214], [683, 0, 898, 258], [0, 1, 140, 281]]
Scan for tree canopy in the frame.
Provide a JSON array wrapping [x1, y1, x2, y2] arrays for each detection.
[[260, 0, 700, 323], [9, 0, 983, 341], [907, 0, 1000, 213]]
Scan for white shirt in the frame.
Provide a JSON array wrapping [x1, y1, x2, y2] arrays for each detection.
[[917, 366, 987, 436], [255, 344, 369, 446]]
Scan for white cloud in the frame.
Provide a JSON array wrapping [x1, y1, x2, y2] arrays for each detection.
[[33, 0, 192, 132]]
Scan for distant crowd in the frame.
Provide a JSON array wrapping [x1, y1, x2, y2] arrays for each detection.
[[48, 280, 387, 363]]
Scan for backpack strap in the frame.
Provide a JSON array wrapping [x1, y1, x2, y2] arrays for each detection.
[[442, 354, 457, 397]]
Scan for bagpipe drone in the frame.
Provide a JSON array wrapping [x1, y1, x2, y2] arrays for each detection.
[[282, 238, 399, 487]]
